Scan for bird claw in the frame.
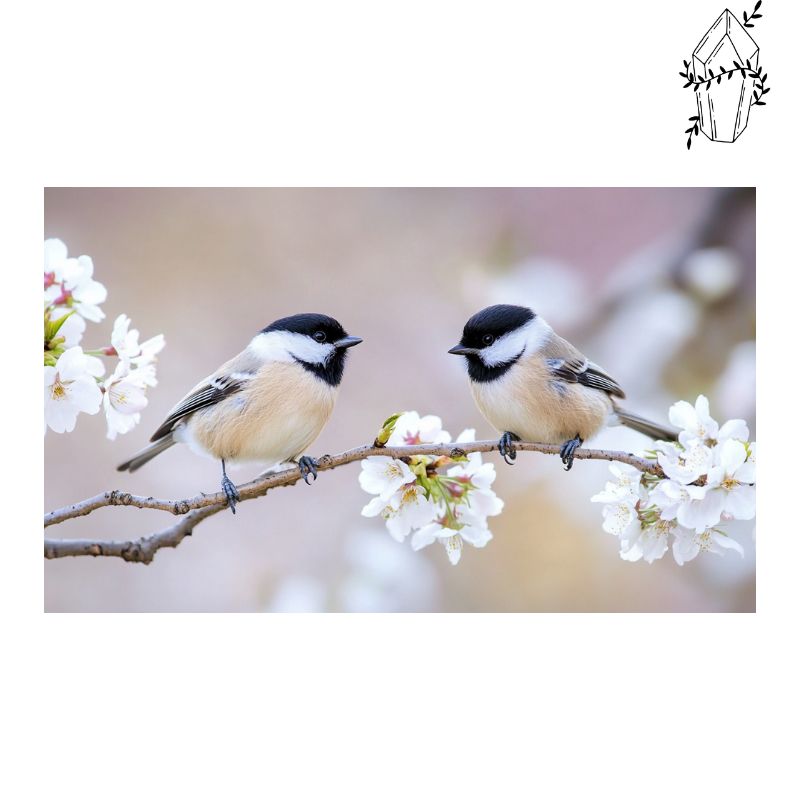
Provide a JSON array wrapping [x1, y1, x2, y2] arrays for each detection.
[[559, 436, 583, 471], [298, 456, 319, 485], [221, 475, 240, 513], [498, 432, 520, 466]]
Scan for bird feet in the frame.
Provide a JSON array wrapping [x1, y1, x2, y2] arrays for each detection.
[[298, 456, 319, 485], [221, 474, 240, 513], [498, 431, 520, 466], [559, 435, 583, 471]]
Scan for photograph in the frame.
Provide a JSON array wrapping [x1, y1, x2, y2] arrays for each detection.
[[43, 187, 756, 612]]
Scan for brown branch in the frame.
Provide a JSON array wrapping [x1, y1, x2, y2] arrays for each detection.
[[43, 440, 662, 564], [43, 504, 221, 564]]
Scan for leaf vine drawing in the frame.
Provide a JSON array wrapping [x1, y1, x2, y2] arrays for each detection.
[[678, 3, 769, 147]]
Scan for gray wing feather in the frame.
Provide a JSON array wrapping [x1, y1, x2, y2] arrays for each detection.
[[546, 357, 626, 399], [149, 373, 250, 442]]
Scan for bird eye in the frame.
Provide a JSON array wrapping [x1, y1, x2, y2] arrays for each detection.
[[482, 334, 495, 346], [313, 331, 327, 343]]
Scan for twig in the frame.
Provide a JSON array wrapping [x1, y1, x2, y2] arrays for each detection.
[[680, 62, 766, 93], [685, 115, 700, 149], [44, 440, 662, 564], [43, 505, 220, 564], [742, 1, 763, 29]]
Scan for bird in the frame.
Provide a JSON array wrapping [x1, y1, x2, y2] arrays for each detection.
[[447, 304, 677, 470], [117, 313, 362, 512]]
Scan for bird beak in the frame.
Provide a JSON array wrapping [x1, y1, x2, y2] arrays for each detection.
[[447, 344, 479, 356], [334, 335, 363, 349]]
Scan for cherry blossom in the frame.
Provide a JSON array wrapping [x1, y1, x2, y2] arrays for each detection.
[[593, 395, 754, 566], [102, 360, 151, 440], [44, 238, 164, 439], [44, 347, 104, 434]]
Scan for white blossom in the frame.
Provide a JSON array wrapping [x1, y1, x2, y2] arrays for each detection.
[[44, 347, 104, 434], [359, 456, 415, 501], [618, 518, 673, 564], [593, 395, 754, 567], [111, 314, 142, 360], [133, 333, 166, 372], [676, 439, 756, 532], [386, 411, 451, 446], [649, 479, 694, 520], [111, 314, 165, 369], [592, 462, 643, 502], [671, 526, 744, 566], [43, 239, 164, 441], [453, 427, 481, 463], [44, 237, 70, 280], [365, 483, 438, 542], [102, 360, 150, 440], [670, 394, 719, 448], [44, 239, 107, 322], [445, 463, 504, 517], [717, 418, 750, 445], [590, 465, 671, 562], [359, 418, 502, 564], [595, 496, 640, 538], [411, 508, 493, 565], [657, 441, 714, 484], [591, 463, 646, 542], [444, 428, 504, 516]]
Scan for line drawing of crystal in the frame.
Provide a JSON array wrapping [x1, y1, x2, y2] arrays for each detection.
[[692, 10, 758, 141], [680, 3, 768, 148], [690, 9, 764, 143]]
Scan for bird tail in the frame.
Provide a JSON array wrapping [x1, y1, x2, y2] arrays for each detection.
[[117, 433, 175, 472], [613, 405, 678, 442]]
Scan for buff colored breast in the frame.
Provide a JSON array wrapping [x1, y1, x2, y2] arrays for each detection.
[[185, 362, 337, 464], [470, 357, 612, 444]]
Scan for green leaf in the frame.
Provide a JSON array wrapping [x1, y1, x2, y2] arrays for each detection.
[[374, 412, 403, 446], [45, 308, 76, 344]]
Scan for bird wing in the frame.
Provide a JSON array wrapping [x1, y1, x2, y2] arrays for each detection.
[[149, 373, 251, 441], [149, 350, 263, 442], [546, 356, 626, 399]]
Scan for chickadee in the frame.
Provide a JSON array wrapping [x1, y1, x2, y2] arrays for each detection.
[[448, 304, 676, 470], [118, 313, 362, 512]]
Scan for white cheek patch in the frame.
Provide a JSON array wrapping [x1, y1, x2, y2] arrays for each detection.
[[248, 331, 335, 365], [481, 316, 551, 366]]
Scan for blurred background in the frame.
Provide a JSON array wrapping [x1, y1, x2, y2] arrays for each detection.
[[44, 188, 756, 612]]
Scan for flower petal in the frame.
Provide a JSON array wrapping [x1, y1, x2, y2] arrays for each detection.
[[411, 524, 441, 551], [718, 418, 749, 442], [711, 532, 744, 557], [44, 238, 69, 273], [458, 524, 493, 548], [669, 400, 698, 431], [443, 535, 462, 565], [361, 496, 388, 518], [722, 484, 756, 520], [717, 438, 747, 474]]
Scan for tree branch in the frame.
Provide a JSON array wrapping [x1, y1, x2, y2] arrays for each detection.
[[44, 440, 662, 564]]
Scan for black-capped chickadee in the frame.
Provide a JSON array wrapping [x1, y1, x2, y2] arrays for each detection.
[[118, 313, 362, 512], [448, 304, 676, 470]]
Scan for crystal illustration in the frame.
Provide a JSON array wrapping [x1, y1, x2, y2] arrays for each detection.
[[692, 9, 759, 142]]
